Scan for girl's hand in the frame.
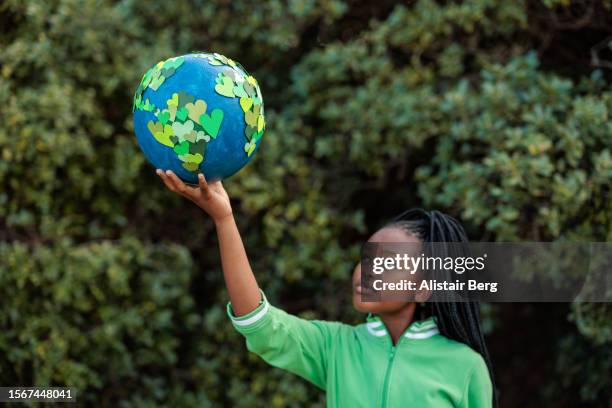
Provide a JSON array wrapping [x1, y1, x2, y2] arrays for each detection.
[[156, 169, 233, 223]]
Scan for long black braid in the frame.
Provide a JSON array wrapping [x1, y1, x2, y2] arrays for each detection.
[[388, 208, 499, 408]]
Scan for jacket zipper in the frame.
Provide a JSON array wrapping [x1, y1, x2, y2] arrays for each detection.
[[381, 345, 396, 407]]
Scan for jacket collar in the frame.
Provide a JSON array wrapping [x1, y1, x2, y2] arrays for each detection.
[[365, 314, 440, 340]]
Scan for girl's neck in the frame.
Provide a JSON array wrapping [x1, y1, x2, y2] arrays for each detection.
[[379, 303, 417, 345]]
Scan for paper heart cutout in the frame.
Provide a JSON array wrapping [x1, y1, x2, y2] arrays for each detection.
[[141, 70, 153, 88], [200, 108, 224, 138], [163, 56, 184, 70], [185, 131, 197, 143], [174, 140, 190, 155], [177, 91, 195, 108], [234, 73, 245, 83], [195, 131, 211, 142], [244, 126, 256, 140], [257, 114, 265, 132], [243, 82, 256, 97], [213, 53, 229, 64], [168, 105, 177, 121], [223, 69, 236, 81], [215, 75, 235, 98], [189, 140, 207, 156], [176, 107, 189, 122], [179, 153, 204, 164], [182, 162, 199, 171], [133, 93, 142, 111], [172, 120, 195, 138], [247, 144, 256, 156], [244, 140, 256, 156], [160, 67, 175, 78], [149, 75, 165, 91], [167, 93, 179, 107], [158, 110, 170, 125], [252, 129, 264, 142], [186, 100, 207, 123], [147, 120, 161, 137], [147, 120, 174, 147], [244, 111, 259, 128], [233, 83, 248, 98], [142, 99, 155, 112], [240, 97, 253, 112]]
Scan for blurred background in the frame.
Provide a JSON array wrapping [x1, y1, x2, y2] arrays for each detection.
[[1, 0, 611, 406]]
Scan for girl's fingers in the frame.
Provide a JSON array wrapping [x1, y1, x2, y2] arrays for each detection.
[[208, 180, 227, 197], [209, 180, 225, 195], [166, 170, 190, 196], [198, 173, 212, 199], [157, 169, 177, 192]]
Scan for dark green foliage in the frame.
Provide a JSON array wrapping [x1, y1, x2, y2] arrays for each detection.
[[1, 0, 611, 406]]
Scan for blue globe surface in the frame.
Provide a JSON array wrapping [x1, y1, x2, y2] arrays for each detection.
[[133, 53, 265, 183]]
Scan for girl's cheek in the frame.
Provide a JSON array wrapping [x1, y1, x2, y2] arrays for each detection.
[[352, 263, 361, 282]]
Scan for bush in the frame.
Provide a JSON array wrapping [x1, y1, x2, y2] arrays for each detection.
[[1, 0, 611, 406]]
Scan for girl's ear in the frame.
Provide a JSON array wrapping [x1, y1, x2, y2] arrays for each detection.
[[414, 288, 431, 303]]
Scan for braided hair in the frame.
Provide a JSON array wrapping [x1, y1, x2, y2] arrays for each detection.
[[388, 208, 499, 408]]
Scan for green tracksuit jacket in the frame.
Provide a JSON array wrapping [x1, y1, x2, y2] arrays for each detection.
[[227, 292, 492, 407]]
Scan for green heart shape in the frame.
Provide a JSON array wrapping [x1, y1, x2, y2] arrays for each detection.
[[234, 84, 248, 98], [177, 91, 195, 108], [142, 99, 155, 112], [179, 153, 204, 165], [158, 111, 170, 125], [171, 120, 194, 139], [160, 67, 175, 78], [149, 75, 165, 91], [244, 140, 256, 156], [186, 100, 207, 123], [189, 139, 207, 156], [223, 69, 236, 81], [141, 68, 154, 88], [182, 162, 199, 171], [243, 82, 256, 97], [163, 56, 185, 70], [214, 53, 229, 64], [244, 126, 257, 140], [176, 107, 188, 122], [214, 74, 235, 98], [252, 129, 264, 142], [133, 93, 142, 112], [244, 109, 258, 127], [199, 109, 224, 138], [147, 120, 174, 147], [173, 140, 190, 155]]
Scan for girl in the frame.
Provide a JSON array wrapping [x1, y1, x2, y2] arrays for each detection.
[[156, 170, 496, 408]]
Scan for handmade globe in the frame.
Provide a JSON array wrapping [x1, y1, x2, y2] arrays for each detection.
[[132, 53, 265, 183]]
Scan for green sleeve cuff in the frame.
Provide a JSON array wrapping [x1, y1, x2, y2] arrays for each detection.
[[226, 290, 271, 333]]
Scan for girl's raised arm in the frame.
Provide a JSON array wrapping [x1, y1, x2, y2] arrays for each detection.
[[156, 170, 261, 316], [158, 169, 341, 390]]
